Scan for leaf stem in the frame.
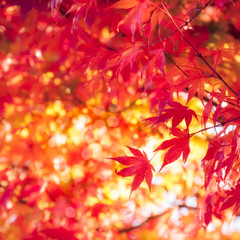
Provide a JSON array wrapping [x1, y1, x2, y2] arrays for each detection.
[[149, 151, 158, 162]]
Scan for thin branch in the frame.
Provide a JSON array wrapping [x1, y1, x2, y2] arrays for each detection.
[[161, 1, 238, 96], [164, 54, 224, 107], [202, 89, 239, 108], [148, 0, 212, 47], [164, 52, 189, 77], [197, 54, 238, 96], [189, 116, 240, 137], [118, 203, 199, 233], [118, 210, 168, 233]]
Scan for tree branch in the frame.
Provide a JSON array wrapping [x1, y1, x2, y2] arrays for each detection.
[[118, 210, 168, 233], [189, 116, 240, 137], [161, 1, 238, 96], [164, 52, 189, 77], [118, 203, 199, 233], [148, 0, 212, 47]]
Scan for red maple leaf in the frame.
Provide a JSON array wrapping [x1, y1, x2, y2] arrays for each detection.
[[154, 128, 190, 171], [142, 48, 165, 81], [220, 179, 240, 215], [199, 194, 213, 227], [145, 101, 197, 129], [110, 146, 155, 196], [111, 0, 148, 40], [201, 140, 221, 188]]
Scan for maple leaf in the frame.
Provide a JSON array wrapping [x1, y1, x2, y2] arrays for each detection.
[[177, 72, 209, 103], [111, 0, 149, 40], [110, 146, 155, 196], [220, 180, 240, 215], [39, 227, 78, 240], [201, 140, 221, 188], [199, 194, 213, 227], [145, 101, 198, 129], [219, 106, 240, 124], [154, 128, 190, 171], [147, 8, 164, 44], [110, 0, 139, 9], [142, 48, 165, 81]]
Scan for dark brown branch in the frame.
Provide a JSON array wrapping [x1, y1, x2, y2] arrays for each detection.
[[164, 53, 223, 107], [148, 0, 212, 47], [118, 203, 199, 233], [118, 210, 168, 233], [189, 116, 240, 137], [196, 53, 238, 96], [164, 52, 189, 77], [161, 1, 238, 96]]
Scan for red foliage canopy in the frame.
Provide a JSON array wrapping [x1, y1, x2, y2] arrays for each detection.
[[1, 0, 240, 239]]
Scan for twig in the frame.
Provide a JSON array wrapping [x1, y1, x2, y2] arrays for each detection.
[[189, 116, 240, 136], [148, 0, 212, 47], [118, 210, 168, 233], [118, 203, 198, 233], [164, 52, 189, 77], [161, 1, 238, 96]]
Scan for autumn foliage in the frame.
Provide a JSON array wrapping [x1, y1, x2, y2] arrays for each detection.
[[1, 0, 240, 239]]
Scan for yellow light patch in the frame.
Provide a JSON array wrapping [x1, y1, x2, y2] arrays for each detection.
[[35, 131, 42, 142], [133, 133, 139, 139], [42, 77, 51, 84], [234, 55, 240, 63], [109, 189, 120, 200], [224, 43, 230, 49], [42, 72, 54, 84], [53, 101, 63, 112], [68, 127, 82, 145], [107, 70, 113, 78], [135, 99, 142, 105], [49, 121, 57, 132], [111, 98, 117, 104], [54, 78, 61, 85], [82, 108, 89, 113], [24, 114, 32, 124], [46, 72, 54, 78], [101, 27, 115, 43], [20, 128, 29, 138], [86, 68, 92, 80], [102, 27, 110, 39], [59, 109, 66, 117], [0, 164, 8, 172], [45, 107, 55, 116], [131, 118, 138, 124], [208, 43, 215, 48], [38, 201, 49, 210], [60, 172, 70, 183], [71, 165, 84, 179]]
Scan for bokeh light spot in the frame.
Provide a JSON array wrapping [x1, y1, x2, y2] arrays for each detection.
[[107, 116, 119, 127], [65, 207, 76, 218], [93, 106, 105, 116]]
